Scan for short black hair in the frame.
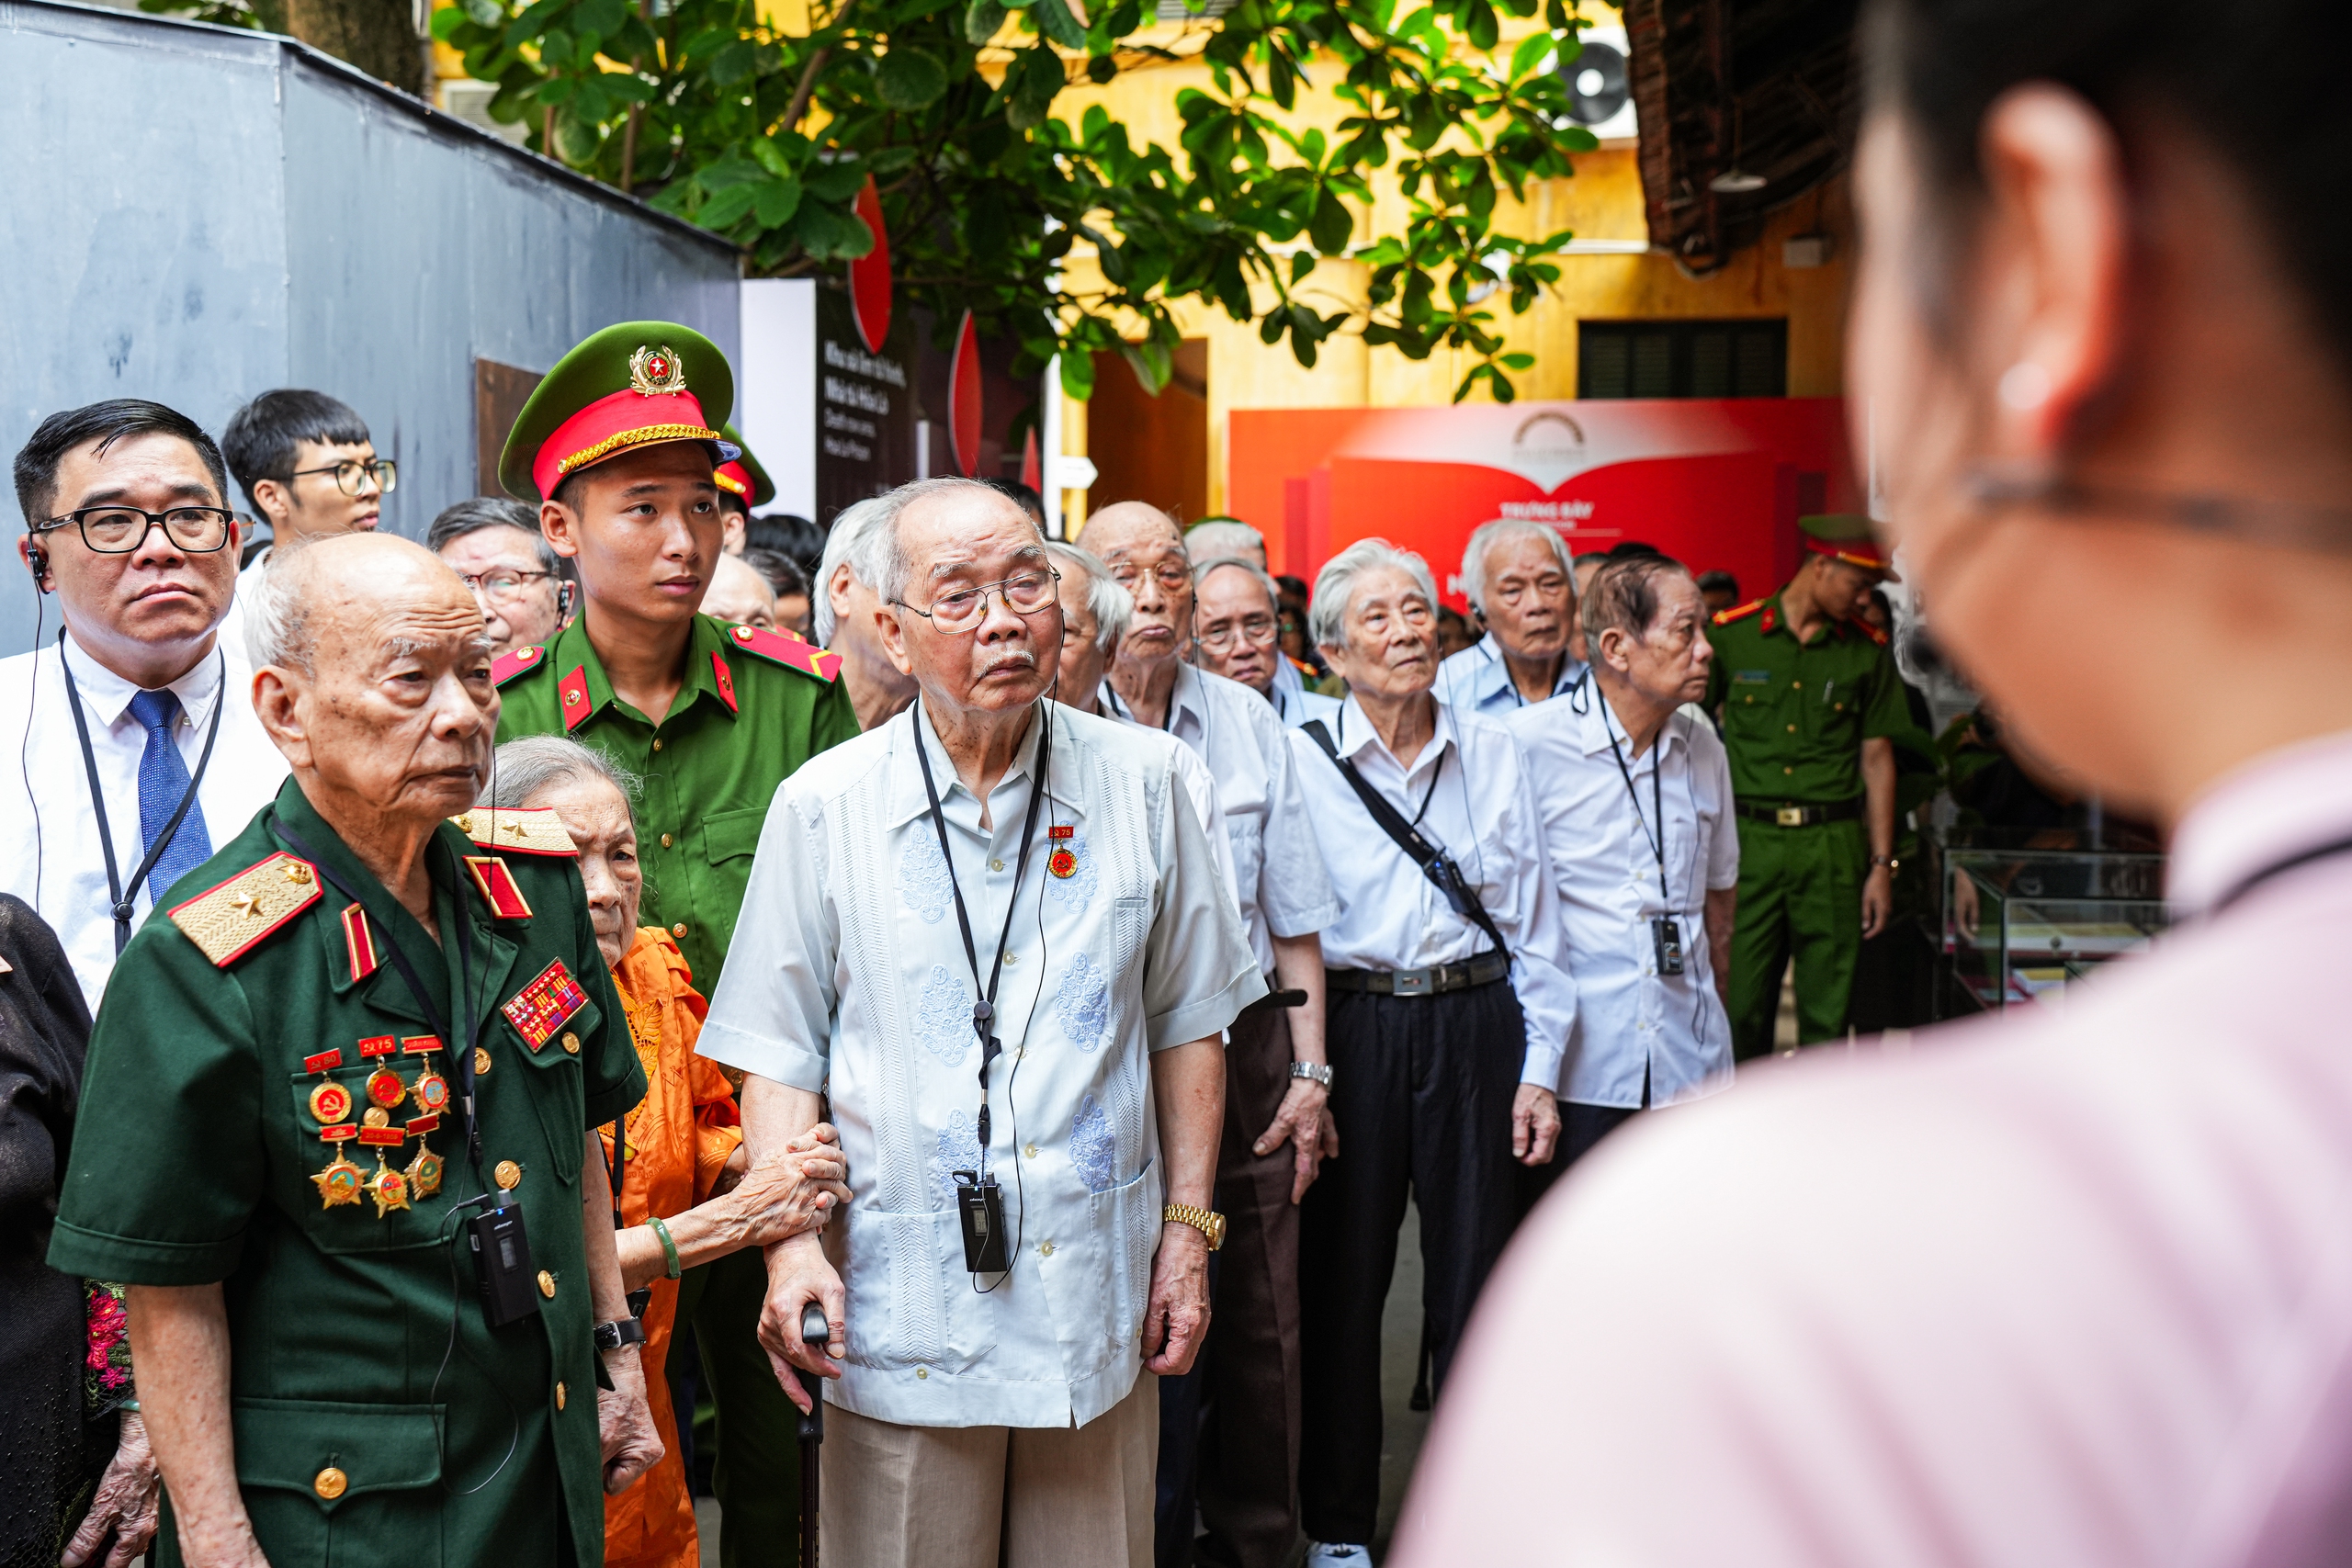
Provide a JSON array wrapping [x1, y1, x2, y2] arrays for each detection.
[[1274, 574, 1309, 603], [220, 389, 371, 513], [744, 513, 826, 573], [978, 477, 1046, 525], [718, 489, 752, 519], [1607, 539, 1669, 561], [741, 546, 810, 601], [14, 399, 229, 526], [1696, 569, 1740, 597]]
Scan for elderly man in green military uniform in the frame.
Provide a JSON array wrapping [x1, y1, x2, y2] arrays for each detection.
[[47, 533, 662, 1567], [490, 321, 856, 1568], [1706, 514, 1909, 1057]]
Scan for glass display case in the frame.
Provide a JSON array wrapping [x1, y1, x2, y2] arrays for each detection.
[[1933, 827, 2169, 1016]]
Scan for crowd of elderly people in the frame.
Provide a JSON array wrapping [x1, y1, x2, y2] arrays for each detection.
[[0, 368, 1749, 1568]]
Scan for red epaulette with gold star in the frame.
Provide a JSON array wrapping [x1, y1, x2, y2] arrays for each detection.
[[718, 621, 842, 683], [450, 808, 578, 857], [1711, 597, 1770, 627], [1846, 614, 1889, 647], [168, 852, 322, 966], [492, 645, 550, 686]]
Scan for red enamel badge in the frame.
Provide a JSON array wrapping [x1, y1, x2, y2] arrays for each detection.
[[303, 1048, 344, 1074], [503, 959, 591, 1052], [559, 665, 593, 732], [711, 649, 739, 714], [357, 1035, 398, 1058]]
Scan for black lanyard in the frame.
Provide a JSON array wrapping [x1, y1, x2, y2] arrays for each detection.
[[1333, 703, 1446, 827], [275, 822, 487, 1174], [58, 632, 227, 953], [1602, 703, 1670, 903], [1102, 678, 1175, 731], [910, 699, 1052, 1162]]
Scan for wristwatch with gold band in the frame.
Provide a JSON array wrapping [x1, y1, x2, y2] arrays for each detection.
[[1162, 1203, 1227, 1250]]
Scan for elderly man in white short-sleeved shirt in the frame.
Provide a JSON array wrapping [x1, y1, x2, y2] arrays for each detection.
[[699, 478, 1261, 1568], [1435, 519, 1588, 716], [1284, 538, 1576, 1568], [1088, 500, 1341, 1568], [1506, 555, 1740, 1199]]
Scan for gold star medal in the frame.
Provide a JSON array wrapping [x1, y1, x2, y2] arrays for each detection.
[[368, 1155, 412, 1217], [312, 1126, 364, 1210]]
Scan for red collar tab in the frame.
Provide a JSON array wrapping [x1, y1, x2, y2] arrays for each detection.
[[1759, 604, 1779, 635], [492, 645, 545, 686], [558, 665, 594, 732], [1847, 614, 1890, 647], [341, 902, 379, 984], [464, 855, 536, 920], [711, 649, 740, 713], [724, 620, 842, 683]]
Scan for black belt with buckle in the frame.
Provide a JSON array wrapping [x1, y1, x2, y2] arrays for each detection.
[[1736, 796, 1864, 829], [1240, 982, 1313, 1015], [1326, 951, 1510, 998]]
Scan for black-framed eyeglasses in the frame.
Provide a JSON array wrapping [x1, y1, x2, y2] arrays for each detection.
[[285, 458, 398, 498], [32, 505, 236, 554], [892, 569, 1061, 634]]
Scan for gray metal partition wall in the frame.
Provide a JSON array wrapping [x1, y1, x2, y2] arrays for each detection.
[[0, 0, 741, 654]]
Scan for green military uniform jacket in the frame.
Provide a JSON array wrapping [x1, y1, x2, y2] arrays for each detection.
[[1704, 591, 1913, 802], [492, 613, 857, 994], [49, 780, 644, 1568]]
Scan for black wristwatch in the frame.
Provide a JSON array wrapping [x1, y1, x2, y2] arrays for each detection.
[[594, 1316, 649, 1353]]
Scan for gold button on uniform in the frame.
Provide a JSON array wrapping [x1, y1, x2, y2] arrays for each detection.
[[651, 739, 663, 752], [660, 833, 673, 848], [475, 1046, 492, 1075], [1791, 681, 1802, 690], [1782, 766, 1794, 775], [537, 1269, 556, 1299], [1787, 724, 1797, 733], [672, 922, 688, 938], [313, 1466, 347, 1500], [560, 1032, 580, 1055], [495, 1160, 522, 1190], [555, 1382, 567, 1410]]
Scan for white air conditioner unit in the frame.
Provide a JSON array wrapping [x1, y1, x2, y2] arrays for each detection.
[[1557, 25, 1637, 144]]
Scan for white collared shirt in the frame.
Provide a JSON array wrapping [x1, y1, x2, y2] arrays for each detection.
[[1269, 657, 1341, 728], [1105, 664, 1340, 972], [1084, 701, 1241, 924], [1287, 695, 1577, 1088], [214, 546, 271, 664], [698, 700, 1262, 1429], [0, 633, 289, 1006], [1436, 632, 1589, 716], [1506, 689, 1741, 1108]]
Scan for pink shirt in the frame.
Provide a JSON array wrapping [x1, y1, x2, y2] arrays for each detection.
[[1396, 729, 2352, 1568]]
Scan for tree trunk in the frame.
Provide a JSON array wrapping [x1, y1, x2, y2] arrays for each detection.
[[283, 0, 425, 96]]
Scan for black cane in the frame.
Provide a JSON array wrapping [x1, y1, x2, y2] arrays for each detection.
[[797, 1302, 828, 1567]]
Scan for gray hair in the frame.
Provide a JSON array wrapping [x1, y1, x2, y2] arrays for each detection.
[[1581, 553, 1695, 646], [428, 497, 568, 581], [1459, 519, 1573, 613], [811, 491, 900, 647], [871, 476, 1046, 608], [1184, 520, 1264, 563], [1309, 538, 1438, 651], [242, 541, 311, 673], [1045, 540, 1133, 652], [482, 734, 641, 823], [1193, 554, 1282, 616]]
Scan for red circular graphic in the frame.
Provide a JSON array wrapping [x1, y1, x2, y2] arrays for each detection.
[[1048, 848, 1078, 879], [366, 1068, 405, 1110]]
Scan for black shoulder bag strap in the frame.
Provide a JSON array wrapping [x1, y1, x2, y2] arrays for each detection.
[[1300, 717, 1510, 960]]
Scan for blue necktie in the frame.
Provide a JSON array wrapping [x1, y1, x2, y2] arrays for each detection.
[[128, 688, 213, 903]]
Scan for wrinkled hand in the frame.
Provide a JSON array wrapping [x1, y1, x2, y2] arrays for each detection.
[[61, 1410, 160, 1568], [710, 1141, 752, 1198], [726, 1124, 851, 1252], [1251, 1078, 1332, 1203], [1861, 864, 1893, 940], [596, 1348, 663, 1495], [758, 1232, 845, 1415], [1143, 1223, 1212, 1375], [1511, 1084, 1560, 1167]]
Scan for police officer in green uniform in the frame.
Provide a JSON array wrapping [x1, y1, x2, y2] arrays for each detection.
[[1705, 514, 1908, 1057], [47, 534, 657, 1568], [490, 322, 856, 1568]]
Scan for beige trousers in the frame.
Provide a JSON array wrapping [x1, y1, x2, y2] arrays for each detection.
[[819, 1375, 1159, 1568]]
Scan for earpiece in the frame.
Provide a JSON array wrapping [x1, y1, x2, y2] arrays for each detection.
[[28, 545, 50, 592]]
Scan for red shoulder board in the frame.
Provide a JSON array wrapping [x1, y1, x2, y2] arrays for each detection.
[[710, 650, 739, 714], [558, 664, 593, 731], [1711, 598, 1769, 626], [722, 622, 842, 683], [168, 852, 322, 967], [1846, 614, 1890, 647], [492, 645, 548, 687]]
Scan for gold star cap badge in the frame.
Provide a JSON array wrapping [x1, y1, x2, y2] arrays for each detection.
[[629, 344, 688, 396]]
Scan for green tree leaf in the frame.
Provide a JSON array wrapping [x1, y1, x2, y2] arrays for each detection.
[[877, 47, 949, 108], [966, 0, 1007, 41]]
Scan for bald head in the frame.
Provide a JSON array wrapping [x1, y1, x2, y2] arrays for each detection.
[[248, 532, 482, 675], [1082, 501, 1184, 558]]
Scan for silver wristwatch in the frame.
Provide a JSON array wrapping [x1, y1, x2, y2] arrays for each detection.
[[1289, 1061, 1334, 1089]]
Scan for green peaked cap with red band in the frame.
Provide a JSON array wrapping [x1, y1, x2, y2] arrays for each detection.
[[499, 321, 740, 502], [1798, 513, 1900, 582], [714, 423, 775, 508]]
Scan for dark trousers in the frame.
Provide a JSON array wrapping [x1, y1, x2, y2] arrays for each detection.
[[1157, 999, 1305, 1568], [682, 1247, 804, 1568], [1512, 1066, 1647, 1219], [1297, 977, 1524, 1548]]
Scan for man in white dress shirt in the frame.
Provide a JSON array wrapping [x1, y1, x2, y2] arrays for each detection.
[[1505, 554, 1738, 1209], [3, 400, 290, 1007], [1185, 517, 1324, 718], [1193, 555, 1340, 730], [1086, 501, 1340, 1568], [1434, 520, 1586, 716], [1285, 538, 1574, 1568], [215, 390, 388, 657], [698, 478, 1261, 1568]]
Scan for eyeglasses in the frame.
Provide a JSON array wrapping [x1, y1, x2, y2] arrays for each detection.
[[285, 458, 398, 498], [894, 569, 1061, 634], [33, 505, 235, 554], [1194, 613, 1278, 653], [458, 569, 557, 604], [1110, 561, 1193, 595]]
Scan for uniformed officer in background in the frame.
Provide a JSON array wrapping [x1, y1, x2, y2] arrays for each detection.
[[711, 422, 775, 556], [491, 321, 858, 1568], [1704, 513, 1909, 1055], [47, 532, 660, 1567]]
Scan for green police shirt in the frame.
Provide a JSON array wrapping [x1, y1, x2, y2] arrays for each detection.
[[47, 780, 644, 1568], [492, 613, 858, 995], [1705, 591, 1913, 802]]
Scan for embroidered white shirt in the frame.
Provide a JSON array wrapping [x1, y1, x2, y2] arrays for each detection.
[[698, 700, 1262, 1428], [1436, 632, 1589, 716]]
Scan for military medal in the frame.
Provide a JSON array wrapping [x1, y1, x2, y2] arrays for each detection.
[[1047, 824, 1078, 879], [358, 1034, 403, 1111], [303, 1047, 351, 1124], [368, 1154, 412, 1217], [402, 1035, 452, 1116], [502, 959, 591, 1053], [312, 1127, 364, 1209], [404, 1112, 445, 1198]]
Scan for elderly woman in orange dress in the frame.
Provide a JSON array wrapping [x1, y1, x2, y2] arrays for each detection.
[[487, 736, 847, 1568]]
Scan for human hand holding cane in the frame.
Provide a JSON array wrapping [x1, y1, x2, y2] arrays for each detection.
[[796, 1300, 829, 1568]]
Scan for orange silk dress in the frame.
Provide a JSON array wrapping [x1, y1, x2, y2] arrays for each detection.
[[601, 927, 744, 1568]]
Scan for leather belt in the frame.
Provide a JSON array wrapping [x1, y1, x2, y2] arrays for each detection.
[[1326, 951, 1510, 998], [1736, 795, 1863, 828], [1240, 983, 1312, 1015]]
